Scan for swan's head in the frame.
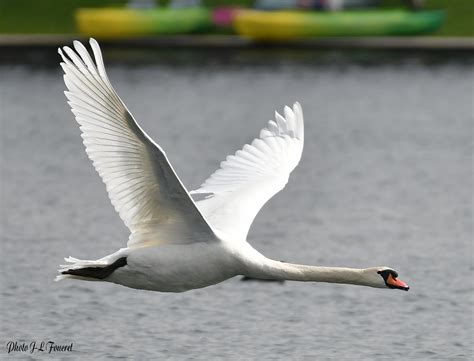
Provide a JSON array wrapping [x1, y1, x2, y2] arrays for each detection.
[[371, 267, 409, 291]]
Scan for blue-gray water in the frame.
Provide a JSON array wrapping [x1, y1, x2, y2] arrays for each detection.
[[1, 51, 472, 360]]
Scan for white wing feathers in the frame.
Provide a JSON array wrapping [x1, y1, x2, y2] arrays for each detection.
[[192, 103, 304, 241], [59, 39, 215, 247]]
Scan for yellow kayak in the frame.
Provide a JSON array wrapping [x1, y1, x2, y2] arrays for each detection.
[[76, 7, 211, 38]]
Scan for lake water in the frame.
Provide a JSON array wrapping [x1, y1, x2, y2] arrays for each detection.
[[1, 49, 472, 360]]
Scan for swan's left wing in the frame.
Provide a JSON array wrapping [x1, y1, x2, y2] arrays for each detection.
[[191, 103, 304, 241], [59, 39, 216, 247]]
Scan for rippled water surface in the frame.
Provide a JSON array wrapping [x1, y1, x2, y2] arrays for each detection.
[[1, 50, 472, 360]]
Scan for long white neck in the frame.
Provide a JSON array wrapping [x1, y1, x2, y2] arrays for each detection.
[[236, 242, 383, 288], [243, 254, 379, 287], [264, 261, 366, 284]]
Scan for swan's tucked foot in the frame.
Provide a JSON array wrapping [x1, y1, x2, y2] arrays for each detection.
[[55, 256, 127, 282]]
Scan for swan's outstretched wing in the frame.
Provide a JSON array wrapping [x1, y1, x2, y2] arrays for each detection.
[[191, 103, 304, 241], [59, 39, 215, 247]]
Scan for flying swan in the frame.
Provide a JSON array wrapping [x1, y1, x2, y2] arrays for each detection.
[[56, 39, 409, 293]]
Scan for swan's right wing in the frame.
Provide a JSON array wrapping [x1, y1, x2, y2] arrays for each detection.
[[191, 103, 304, 242], [60, 39, 216, 247]]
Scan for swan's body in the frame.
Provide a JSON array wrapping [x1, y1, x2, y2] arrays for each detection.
[[56, 39, 409, 293]]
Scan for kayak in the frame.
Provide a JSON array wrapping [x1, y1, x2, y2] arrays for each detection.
[[75, 7, 212, 38], [233, 9, 444, 40]]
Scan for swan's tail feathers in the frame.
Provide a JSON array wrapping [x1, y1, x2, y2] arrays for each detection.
[[55, 256, 127, 282]]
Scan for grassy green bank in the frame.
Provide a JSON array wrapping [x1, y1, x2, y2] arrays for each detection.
[[0, 0, 472, 36], [381, 0, 473, 36]]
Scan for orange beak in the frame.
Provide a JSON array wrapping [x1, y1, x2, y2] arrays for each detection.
[[387, 274, 409, 291]]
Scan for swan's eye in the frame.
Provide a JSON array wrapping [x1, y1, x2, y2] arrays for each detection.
[[378, 269, 399, 279]]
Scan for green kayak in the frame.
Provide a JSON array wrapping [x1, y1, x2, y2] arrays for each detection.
[[76, 7, 212, 38], [234, 9, 444, 40]]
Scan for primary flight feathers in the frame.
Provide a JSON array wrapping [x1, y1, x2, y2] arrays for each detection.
[[191, 104, 304, 241]]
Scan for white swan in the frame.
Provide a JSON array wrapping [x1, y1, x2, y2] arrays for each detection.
[[56, 39, 409, 293]]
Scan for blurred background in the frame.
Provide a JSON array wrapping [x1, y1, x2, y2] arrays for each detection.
[[0, 0, 472, 38], [1, 0, 472, 360]]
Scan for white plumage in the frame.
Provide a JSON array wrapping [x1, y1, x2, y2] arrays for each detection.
[[191, 103, 304, 241], [59, 39, 214, 248], [56, 39, 409, 293]]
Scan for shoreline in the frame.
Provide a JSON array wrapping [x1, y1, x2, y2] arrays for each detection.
[[1, 34, 473, 51]]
